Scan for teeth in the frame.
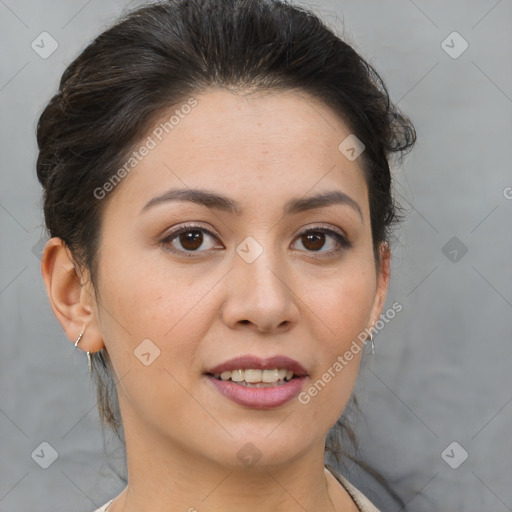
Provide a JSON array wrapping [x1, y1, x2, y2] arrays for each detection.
[[231, 369, 244, 382], [244, 369, 262, 383], [212, 368, 296, 384], [262, 369, 280, 383]]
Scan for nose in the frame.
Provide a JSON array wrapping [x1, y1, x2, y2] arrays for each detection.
[[221, 244, 300, 334]]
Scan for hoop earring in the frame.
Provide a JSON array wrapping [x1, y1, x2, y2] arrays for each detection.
[[370, 332, 375, 355], [74, 329, 92, 375]]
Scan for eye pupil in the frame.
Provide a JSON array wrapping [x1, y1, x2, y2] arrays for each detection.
[[302, 232, 325, 251], [180, 230, 203, 250]]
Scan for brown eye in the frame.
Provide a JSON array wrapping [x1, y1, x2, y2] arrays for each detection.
[[301, 232, 326, 251], [162, 224, 222, 255], [292, 227, 351, 255], [179, 230, 204, 251]]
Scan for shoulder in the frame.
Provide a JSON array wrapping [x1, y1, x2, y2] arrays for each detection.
[[326, 466, 382, 512], [92, 499, 113, 512]]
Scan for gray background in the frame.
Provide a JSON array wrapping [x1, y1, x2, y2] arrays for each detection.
[[1, 0, 511, 511]]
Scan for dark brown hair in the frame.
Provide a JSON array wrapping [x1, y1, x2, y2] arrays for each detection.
[[36, 0, 415, 505]]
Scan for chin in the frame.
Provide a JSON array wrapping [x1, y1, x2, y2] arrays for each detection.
[[197, 427, 316, 471]]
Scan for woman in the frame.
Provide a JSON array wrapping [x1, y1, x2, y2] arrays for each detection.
[[37, 0, 416, 510]]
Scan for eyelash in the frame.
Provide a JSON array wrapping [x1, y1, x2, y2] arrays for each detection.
[[160, 223, 352, 258]]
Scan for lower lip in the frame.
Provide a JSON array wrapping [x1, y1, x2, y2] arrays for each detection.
[[206, 375, 306, 409]]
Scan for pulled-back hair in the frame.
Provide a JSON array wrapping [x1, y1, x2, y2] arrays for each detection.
[[36, 0, 415, 504]]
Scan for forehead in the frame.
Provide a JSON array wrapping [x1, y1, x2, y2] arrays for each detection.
[[167, 88, 352, 159], [103, 88, 369, 218]]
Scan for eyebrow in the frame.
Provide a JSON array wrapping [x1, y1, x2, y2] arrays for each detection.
[[141, 187, 363, 221]]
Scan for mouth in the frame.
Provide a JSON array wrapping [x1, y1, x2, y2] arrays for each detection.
[[207, 368, 299, 387], [204, 355, 308, 409]]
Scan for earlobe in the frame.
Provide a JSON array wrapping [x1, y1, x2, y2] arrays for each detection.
[[41, 237, 104, 353], [368, 242, 391, 328]]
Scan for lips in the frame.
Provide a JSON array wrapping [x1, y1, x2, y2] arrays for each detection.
[[204, 355, 308, 409], [205, 355, 308, 377]]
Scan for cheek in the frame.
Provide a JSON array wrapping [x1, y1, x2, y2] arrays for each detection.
[[308, 260, 376, 345], [95, 245, 237, 390], [298, 260, 376, 418], [94, 252, 217, 431], [98, 239, 183, 332]]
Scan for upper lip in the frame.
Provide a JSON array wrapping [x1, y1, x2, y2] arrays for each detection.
[[205, 355, 308, 377]]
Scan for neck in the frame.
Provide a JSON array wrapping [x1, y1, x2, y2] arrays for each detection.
[[106, 414, 354, 512]]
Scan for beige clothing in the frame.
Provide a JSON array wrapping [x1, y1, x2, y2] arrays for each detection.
[[328, 467, 381, 512], [93, 466, 380, 512], [93, 500, 112, 512]]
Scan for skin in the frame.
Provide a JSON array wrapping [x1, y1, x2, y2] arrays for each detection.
[[42, 88, 390, 512]]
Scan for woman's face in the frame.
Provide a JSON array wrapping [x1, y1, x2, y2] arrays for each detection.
[[88, 88, 389, 470]]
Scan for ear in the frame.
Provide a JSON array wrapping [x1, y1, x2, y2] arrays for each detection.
[[41, 237, 104, 353], [367, 242, 391, 329]]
